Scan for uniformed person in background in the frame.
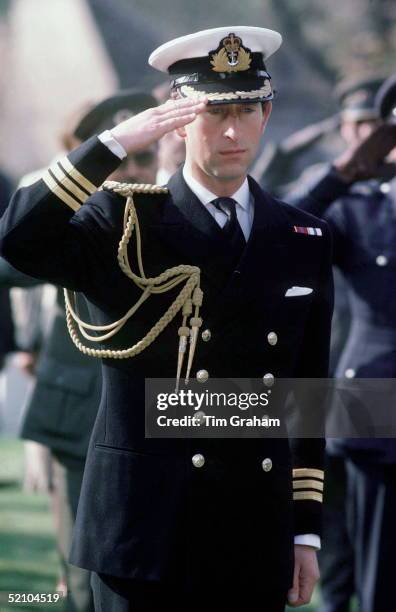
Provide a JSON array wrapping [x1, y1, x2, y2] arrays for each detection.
[[0, 89, 158, 612], [282, 78, 384, 195], [251, 77, 385, 199], [285, 77, 383, 612], [251, 114, 341, 195], [290, 74, 396, 612], [0, 27, 333, 611]]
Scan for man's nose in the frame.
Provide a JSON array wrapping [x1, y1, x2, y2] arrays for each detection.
[[223, 122, 238, 141]]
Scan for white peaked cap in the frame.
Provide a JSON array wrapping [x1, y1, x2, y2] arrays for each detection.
[[149, 26, 282, 73]]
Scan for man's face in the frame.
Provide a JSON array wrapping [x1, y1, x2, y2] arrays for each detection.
[[108, 145, 158, 184], [179, 101, 271, 184], [340, 118, 379, 147]]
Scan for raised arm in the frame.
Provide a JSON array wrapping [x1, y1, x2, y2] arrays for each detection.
[[0, 137, 122, 290], [0, 97, 207, 291]]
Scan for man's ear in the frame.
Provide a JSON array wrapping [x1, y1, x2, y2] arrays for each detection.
[[261, 102, 272, 133]]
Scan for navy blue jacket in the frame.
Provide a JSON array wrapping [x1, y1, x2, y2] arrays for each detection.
[[294, 168, 396, 462], [0, 137, 333, 592]]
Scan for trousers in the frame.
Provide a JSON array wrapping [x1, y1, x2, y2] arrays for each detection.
[[91, 572, 287, 612]]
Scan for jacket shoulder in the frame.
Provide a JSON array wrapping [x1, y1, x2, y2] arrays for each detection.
[[86, 181, 170, 226]]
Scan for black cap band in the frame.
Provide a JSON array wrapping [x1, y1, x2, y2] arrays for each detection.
[[171, 69, 271, 89]]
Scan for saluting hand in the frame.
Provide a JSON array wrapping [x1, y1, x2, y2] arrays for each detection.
[[333, 123, 396, 183], [110, 96, 208, 154]]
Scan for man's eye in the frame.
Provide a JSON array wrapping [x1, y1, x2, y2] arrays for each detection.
[[242, 107, 255, 113], [207, 107, 223, 115]]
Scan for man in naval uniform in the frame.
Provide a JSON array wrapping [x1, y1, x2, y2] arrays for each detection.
[[0, 27, 333, 611]]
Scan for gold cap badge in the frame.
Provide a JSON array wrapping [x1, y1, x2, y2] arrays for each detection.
[[210, 33, 252, 73]]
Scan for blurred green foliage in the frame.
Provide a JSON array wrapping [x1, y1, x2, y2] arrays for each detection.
[[0, 438, 63, 611]]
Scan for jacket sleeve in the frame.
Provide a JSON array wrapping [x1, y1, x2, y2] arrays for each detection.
[[0, 257, 43, 288], [290, 221, 334, 537], [0, 136, 122, 291]]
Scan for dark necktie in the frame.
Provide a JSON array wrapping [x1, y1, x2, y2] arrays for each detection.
[[212, 197, 246, 263]]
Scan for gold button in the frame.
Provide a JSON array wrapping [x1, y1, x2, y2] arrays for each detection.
[[262, 458, 272, 472], [196, 369, 209, 383], [192, 453, 205, 468], [267, 332, 278, 346], [201, 329, 211, 342], [263, 373, 275, 387], [376, 255, 388, 267]]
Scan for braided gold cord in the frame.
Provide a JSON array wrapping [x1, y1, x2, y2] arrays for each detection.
[[64, 182, 203, 377]]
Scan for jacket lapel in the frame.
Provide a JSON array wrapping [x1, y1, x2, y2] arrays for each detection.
[[149, 170, 292, 317], [235, 176, 292, 289], [150, 167, 236, 289], [203, 177, 293, 326]]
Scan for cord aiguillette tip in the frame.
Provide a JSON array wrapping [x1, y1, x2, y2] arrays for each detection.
[[176, 326, 189, 392]]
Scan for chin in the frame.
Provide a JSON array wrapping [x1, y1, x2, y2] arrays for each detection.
[[215, 165, 247, 180]]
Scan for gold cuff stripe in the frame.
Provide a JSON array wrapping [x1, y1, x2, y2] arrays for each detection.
[[49, 163, 88, 204], [293, 479, 324, 492], [61, 157, 97, 194], [293, 468, 324, 480], [42, 171, 81, 212], [293, 491, 323, 503]]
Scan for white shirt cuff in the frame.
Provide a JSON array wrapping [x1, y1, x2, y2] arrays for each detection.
[[294, 534, 321, 550], [98, 130, 127, 160]]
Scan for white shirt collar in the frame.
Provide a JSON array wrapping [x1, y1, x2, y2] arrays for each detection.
[[182, 164, 250, 211]]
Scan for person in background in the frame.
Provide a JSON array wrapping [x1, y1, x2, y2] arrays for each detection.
[[291, 74, 396, 612], [285, 76, 383, 612], [74, 90, 159, 186]]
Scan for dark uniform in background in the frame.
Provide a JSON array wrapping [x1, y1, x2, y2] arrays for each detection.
[[292, 74, 396, 612], [251, 114, 341, 197], [0, 27, 333, 611], [280, 77, 385, 375], [287, 77, 384, 612]]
